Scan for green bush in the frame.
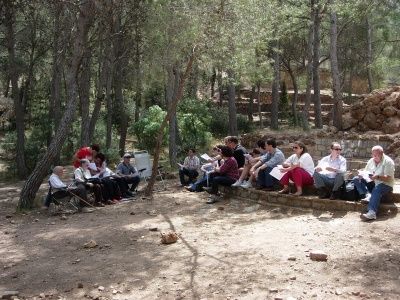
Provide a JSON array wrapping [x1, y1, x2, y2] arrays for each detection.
[[209, 106, 253, 137], [177, 98, 212, 153], [130, 105, 167, 153]]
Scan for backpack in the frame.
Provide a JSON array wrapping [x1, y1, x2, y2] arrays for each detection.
[[341, 180, 361, 201]]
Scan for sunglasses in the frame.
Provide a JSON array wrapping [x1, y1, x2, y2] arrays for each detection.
[[292, 146, 299, 149], [332, 148, 342, 151]]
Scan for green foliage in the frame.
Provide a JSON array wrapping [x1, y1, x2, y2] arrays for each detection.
[[177, 98, 212, 152], [130, 105, 167, 153], [208, 106, 253, 137]]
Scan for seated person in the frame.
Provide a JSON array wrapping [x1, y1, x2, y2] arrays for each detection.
[[313, 142, 346, 199], [116, 153, 141, 194], [94, 153, 123, 202], [357, 146, 395, 221], [224, 136, 247, 169], [231, 148, 262, 187], [178, 148, 200, 186], [186, 146, 223, 192], [44, 166, 89, 210], [246, 139, 285, 190], [74, 159, 105, 206], [279, 141, 314, 196], [256, 139, 268, 155], [72, 146, 92, 168], [205, 146, 239, 204]]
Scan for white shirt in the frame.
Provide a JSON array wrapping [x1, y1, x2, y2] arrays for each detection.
[[74, 167, 92, 182], [49, 173, 67, 189], [285, 153, 315, 176], [316, 155, 347, 179], [365, 154, 395, 187]]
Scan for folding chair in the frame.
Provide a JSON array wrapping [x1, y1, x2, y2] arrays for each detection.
[[134, 150, 166, 190], [46, 181, 79, 215]]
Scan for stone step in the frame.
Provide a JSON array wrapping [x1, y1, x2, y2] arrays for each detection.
[[220, 186, 399, 215]]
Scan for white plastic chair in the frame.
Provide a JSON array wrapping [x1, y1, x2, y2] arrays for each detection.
[[133, 150, 166, 190]]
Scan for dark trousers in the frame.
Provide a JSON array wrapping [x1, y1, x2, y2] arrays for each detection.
[[77, 182, 103, 203], [257, 166, 279, 188], [100, 178, 121, 200], [210, 175, 236, 194], [44, 185, 88, 207], [179, 168, 199, 185], [123, 176, 140, 191]]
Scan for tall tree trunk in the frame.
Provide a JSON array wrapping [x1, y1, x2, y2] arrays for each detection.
[[312, 1, 322, 128], [210, 67, 216, 99], [145, 48, 196, 196], [133, 0, 143, 122], [287, 65, 298, 127], [105, 57, 113, 148], [270, 41, 280, 130], [5, 2, 28, 179], [366, 17, 373, 93], [302, 20, 314, 131], [257, 83, 262, 129], [227, 69, 238, 136], [18, 0, 95, 209], [217, 70, 223, 106], [330, 6, 343, 129], [248, 85, 255, 122], [166, 67, 176, 167], [49, 1, 64, 163], [79, 49, 92, 146]]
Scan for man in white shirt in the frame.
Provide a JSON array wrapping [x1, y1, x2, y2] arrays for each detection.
[[179, 148, 200, 186], [357, 145, 395, 221], [44, 166, 88, 208], [313, 142, 347, 199]]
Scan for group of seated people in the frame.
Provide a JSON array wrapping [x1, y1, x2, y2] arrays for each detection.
[[179, 136, 395, 221], [44, 144, 141, 211]]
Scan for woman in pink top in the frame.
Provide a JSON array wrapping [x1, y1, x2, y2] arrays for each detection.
[[206, 146, 239, 204]]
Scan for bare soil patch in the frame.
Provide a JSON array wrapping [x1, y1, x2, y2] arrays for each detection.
[[1, 181, 399, 299]]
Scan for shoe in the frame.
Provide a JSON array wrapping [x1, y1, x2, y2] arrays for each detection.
[[125, 191, 134, 197], [95, 202, 105, 207], [241, 181, 252, 189], [318, 188, 330, 199], [185, 186, 194, 192], [231, 180, 243, 187], [278, 189, 289, 194], [81, 207, 95, 213], [329, 191, 341, 200], [203, 187, 212, 193], [206, 195, 219, 204], [361, 210, 377, 220]]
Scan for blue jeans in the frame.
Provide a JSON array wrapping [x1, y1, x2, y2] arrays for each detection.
[[189, 175, 209, 192], [368, 183, 393, 213], [210, 176, 236, 194], [353, 178, 374, 196], [257, 167, 279, 188]]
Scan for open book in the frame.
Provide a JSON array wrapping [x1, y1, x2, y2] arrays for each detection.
[[201, 153, 211, 161]]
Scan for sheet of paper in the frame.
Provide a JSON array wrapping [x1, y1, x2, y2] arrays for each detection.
[[358, 170, 372, 182], [269, 166, 284, 180], [201, 153, 211, 161], [88, 162, 97, 171]]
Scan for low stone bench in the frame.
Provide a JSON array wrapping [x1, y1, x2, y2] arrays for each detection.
[[220, 186, 399, 216]]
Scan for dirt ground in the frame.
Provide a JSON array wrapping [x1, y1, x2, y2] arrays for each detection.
[[1, 181, 399, 300]]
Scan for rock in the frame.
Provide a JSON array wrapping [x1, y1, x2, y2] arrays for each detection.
[[217, 206, 224, 210], [287, 256, 297, 261], [5, 215, 12, 219], [149, 227, 158, 232], [77, 283, 84, 288], [310, 250, 328, 261], [1, 291, 19, 299], [243, 204, 260, 213], [98, 286, 105, 291], [383, 106, 398, 117], [289, 276, 297, 280], [351, 291, 360, 296], [335, 289, 342, 295], [160, 232, 179, 244], [39, 293, 45, 298], [130, 212, 135, 215], [112, 290, 117, 295], [269, 288, 279, 293], [60, 215, 68, 220], [34, 219, 39, 222], [83, 240, 98, 248]]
